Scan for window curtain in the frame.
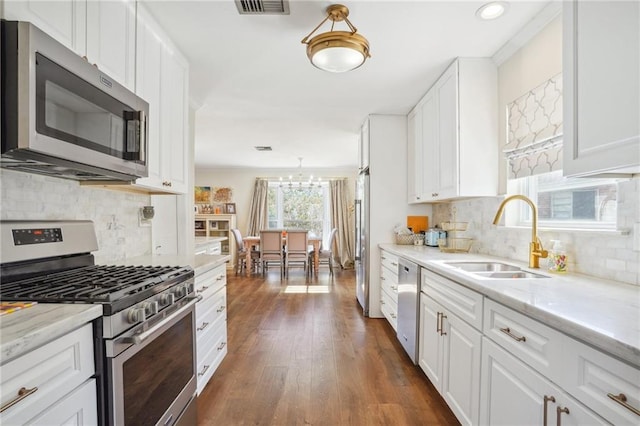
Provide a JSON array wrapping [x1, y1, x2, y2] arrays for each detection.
[[247, 178, 269, 236], [505, 73, 563, 179], [329, 179, 355, 269]]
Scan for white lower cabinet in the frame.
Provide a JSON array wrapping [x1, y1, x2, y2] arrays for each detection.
[[480, 337, 609, 426], [419, 293, 482, 426], [0, 323, 96, 425], [380, 250, 399, 330], [195, 263, 228, 395]]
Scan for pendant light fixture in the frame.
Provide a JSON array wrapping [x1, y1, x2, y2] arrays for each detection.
[[301, 4, 371, 73]]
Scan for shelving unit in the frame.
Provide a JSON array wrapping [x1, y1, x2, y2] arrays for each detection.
[[194, 214, 236, 266]]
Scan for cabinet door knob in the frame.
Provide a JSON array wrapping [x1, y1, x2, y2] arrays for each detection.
[[607, 393, 640, 416], [499, 326, 526, 342], [543, 395, 556, 426], [556, 406, 570, 426], [0, 387, 38, 413]]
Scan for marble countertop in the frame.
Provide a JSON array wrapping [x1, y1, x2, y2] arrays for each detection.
[[379, 244, 640, 368], [0, 304, 102, 364], [113, 253, 231, 276], [195, 236, 228, 247]]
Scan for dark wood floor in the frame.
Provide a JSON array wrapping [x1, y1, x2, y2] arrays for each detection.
[[197, 267, 459, 426]]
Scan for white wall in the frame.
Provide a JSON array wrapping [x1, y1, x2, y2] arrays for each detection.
[[0, 169, 152, 263], [195, 167, 359, 235]]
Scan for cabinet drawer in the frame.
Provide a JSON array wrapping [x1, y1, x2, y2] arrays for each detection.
[[380, 266, 398, 304], [380, 251, 399, 274], [422, 268, 483, 330], [0, 323, 94, 425], [560, 336, 640, 425], [196, 324, 227, 395], [484, 299, 564, 379], [196, 286, 227, 330], [197, 313, 226, 363], [380, 290, 398, 331], [28, 378, 97, 426], [195, 264, 226, 295]]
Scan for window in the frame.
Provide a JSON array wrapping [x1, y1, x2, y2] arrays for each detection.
[[507, 170, 619, 229], [267, 182, 331, 246]]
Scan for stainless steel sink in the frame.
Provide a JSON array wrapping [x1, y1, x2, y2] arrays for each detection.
[[442, 261, 550, 279], [443, 261, 522, 272], [473, 271, 550, 279]]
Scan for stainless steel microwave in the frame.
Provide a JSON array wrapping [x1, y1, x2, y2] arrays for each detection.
[[1, 20, 148, 181]]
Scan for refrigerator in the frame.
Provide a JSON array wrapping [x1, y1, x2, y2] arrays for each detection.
[[355, 168, 369, 315]]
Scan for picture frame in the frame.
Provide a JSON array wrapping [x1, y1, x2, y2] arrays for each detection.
[[225, 203, 236, 214]]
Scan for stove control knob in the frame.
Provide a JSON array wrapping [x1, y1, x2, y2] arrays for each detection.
[[173, 286, 187, 299], [144, 301, 159, 316], [127, 307, 146, 324], [160, 293, 175, 306]]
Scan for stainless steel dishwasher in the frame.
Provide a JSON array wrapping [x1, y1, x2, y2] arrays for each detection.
[[397, 258, 420, 364]]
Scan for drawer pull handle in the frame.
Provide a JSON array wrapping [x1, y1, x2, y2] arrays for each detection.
[[556, 406, 569, 426], [197, 285, 209, 293], [607, 393, 640, 416], [216, 275, 224, 281], [390, 313, 397, 319], [198, 365, 210, 376], [500, 327, 526, 342], [216, 306, 226, 313], [543, 395, 556, 426], [197, 322, 210, 331], [380, 299, 385, 305], [380, 276, 385, 281], [0, 386, 38, 413], [391, 262, 398, 266], [436, 312, 447, 336], [391, 285, 397, 291], [217, 341, 227, 351]]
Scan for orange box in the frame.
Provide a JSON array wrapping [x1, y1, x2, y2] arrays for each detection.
[[407, 216, 428, 233]]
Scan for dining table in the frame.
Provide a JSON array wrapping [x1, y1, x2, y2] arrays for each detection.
[[242, 235, 322, 277]]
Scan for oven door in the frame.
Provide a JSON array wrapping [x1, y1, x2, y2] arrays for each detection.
[[108, 296, 199, 426]]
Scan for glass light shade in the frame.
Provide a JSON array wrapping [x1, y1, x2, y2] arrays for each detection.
[[312, 47, 365, 73], [306, 31, 370, 73]]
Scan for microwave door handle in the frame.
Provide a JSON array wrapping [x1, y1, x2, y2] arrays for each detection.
[[125, 110, 146, 162], [138, 110, 146, 163]]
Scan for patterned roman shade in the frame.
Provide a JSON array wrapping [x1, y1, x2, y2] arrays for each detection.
[[505, 73, 563, 178]]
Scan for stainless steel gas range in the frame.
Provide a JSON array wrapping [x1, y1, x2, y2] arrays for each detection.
[[0, 220, 198, 426]]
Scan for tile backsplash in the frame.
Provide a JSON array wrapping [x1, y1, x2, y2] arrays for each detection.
[[433, 177, 639, 286], [0, 170, 151, 263]]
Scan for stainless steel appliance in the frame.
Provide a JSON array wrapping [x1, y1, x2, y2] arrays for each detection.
[[397, 258, 420, 363], [1, 21, 148, 181], [355, 168, 370, 315], [0, 221, 196, 426]]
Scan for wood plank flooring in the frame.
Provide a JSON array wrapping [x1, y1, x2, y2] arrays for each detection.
[[197, 268, 459, 426]]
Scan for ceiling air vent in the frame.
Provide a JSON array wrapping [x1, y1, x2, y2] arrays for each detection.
[[254, 146, 273, 151], [235, 0, 290, 15]]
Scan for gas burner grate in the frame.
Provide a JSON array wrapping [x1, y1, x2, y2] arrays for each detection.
[[0, 264, 190, 304]]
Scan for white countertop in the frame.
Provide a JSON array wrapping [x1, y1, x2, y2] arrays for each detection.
[[379, 244, 640, 368], [0, 304, 103, 364], [113, 253, 231, 276], [195, 236, 227, 247]]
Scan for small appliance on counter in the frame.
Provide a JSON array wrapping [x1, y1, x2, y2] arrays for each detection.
[[425, 228, 445, 247]]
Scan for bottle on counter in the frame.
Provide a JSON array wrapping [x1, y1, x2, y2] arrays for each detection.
[[548, 240, 568, 273]]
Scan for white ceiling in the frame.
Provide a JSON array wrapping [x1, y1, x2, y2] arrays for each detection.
[[142, 0, 552, 169]]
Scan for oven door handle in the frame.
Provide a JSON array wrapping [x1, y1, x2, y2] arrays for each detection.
[[119, 295, 202, 345]]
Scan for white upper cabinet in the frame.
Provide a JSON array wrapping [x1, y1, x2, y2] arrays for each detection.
[[563, 0, 640, 176], [131, 4, 189, 194], [2, 0, 86, 55], [407, 108, 422, 202], [86, 0, 136, 91], [408, 58, 498, 203]]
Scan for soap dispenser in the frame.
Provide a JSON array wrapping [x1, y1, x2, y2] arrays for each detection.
[[548, 240, 568, 273]]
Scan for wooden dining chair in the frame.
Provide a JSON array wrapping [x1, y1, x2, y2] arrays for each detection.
[[285, 230, 309, 278], [231, 229, 260, 275], [259, 230, 284, 279], [309, 228, 338, 276]]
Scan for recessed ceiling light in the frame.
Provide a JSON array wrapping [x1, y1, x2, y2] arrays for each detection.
[[476, 2, 509, 20]]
